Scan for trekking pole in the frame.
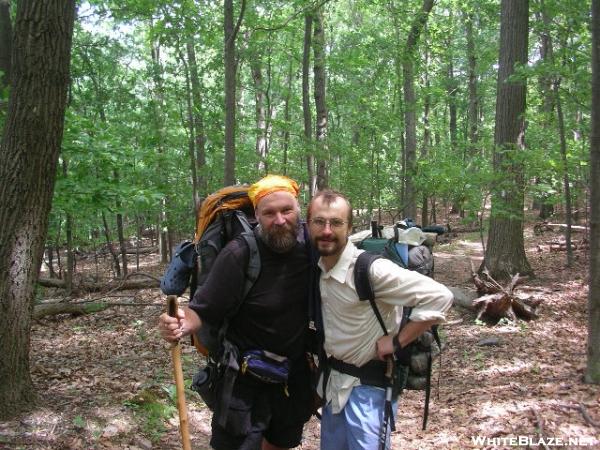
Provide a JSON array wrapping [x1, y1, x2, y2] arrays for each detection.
[[167, 295, 192, 450], [378, 356, 395, 450]]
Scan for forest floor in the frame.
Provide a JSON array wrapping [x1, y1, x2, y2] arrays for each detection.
[[1, 222, 599, 450]]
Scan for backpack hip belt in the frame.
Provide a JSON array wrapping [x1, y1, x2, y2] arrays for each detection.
[[328, 357, 388, 388]]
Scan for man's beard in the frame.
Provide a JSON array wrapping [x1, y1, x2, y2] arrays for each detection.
[[257, 219, 300, 253], [314, 236, 346, 257]]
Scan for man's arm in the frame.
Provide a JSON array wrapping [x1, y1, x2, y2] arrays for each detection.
[[375, 319, 437, 360], [158, 306, 202, 342]]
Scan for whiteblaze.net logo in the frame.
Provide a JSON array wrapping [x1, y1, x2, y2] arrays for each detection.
[[470, 435, 597, 447]]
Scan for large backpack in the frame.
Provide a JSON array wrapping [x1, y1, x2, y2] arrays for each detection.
[[353, 223, 443, 431], [356, 222, 435, 277], [160, 185, 264, 420], [160, 184, 260, 357]]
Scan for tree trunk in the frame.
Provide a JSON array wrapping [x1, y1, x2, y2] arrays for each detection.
[[587, 0, 600, 385], [101, 212, 121, 278], [113, 169, 128, 277], [223, 0, 246, 185], [251, 55, 268, 173], [45, 245, 57, 278], [61, 160, 74, 296], [402, 0, 435, 219], [554, 80, 573, 267], [421, 49, 431, 227], [282, 55, 293, 175], [303, 11, 316, 198], [481, 0, 532, 281], [313, 7, 328, 190], [182, 49, 200, 213], [116, 209, 128, 278], [534, 0, 556, 220], [0, 0, 76, 419], [65, 206, 75, 295], [0, 0, 11, 89], [158, 207, 168, 264], [465, 10, 479, 154], [149, 41, 171, 264], [186, 36, 207, 200]]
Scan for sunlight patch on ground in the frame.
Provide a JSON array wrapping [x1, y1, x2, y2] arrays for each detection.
[[0, 408, 63, 445], [478, 359, 533, 376]]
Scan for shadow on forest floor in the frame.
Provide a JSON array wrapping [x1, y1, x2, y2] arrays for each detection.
[[1, 224, 599, 449]]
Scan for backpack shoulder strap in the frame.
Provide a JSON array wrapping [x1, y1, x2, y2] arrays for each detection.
[[216, 231, 261, 345], [240, 230, 260, 297], [354, 252, 380, 301], [354, 252, 387, 335]]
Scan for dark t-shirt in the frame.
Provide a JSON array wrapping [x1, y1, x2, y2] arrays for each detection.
[[189, 231, 310, 366]]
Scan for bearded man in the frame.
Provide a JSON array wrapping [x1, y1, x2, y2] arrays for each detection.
[[159, 175, 313, 450]]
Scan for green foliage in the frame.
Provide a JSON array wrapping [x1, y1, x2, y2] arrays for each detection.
[[72, 415, 86, 429], [41, 0, 592, 248], [124, 388, 177, 442]]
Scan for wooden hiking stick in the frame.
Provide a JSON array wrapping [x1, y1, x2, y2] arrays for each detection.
[[167, 295, 192, 450]]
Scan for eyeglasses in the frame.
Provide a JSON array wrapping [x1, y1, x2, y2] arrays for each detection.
[[309, 217, 347, 229]]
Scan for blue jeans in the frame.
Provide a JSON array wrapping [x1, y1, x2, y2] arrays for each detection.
[[320, 385, 398, 450]]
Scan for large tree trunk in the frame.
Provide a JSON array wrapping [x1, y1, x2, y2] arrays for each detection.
[[313, 8, 328, 190], [303, 11, 316, 198], [402, 0, 435, 219], [480, 0, 533, 281], [0, 0, 76, 419], [587, 0, 600, 385]]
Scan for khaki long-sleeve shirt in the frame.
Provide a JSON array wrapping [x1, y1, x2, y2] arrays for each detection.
[[318, 240, 453, 413]]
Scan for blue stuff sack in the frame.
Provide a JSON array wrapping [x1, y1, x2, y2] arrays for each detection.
[[240, 350, 289, 384], [160, 240, 197, 296]]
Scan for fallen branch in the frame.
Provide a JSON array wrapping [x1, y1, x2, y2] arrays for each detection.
[[544, 223, 588, 232], [534, 222, 588, 235], [536, 240, 589, 253], [34, 300, 164, 319], [38, 271, 160, 293], [33, 302, 111, 319]]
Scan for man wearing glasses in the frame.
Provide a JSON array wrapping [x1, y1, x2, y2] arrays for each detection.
[[307, 189, 452, 450]]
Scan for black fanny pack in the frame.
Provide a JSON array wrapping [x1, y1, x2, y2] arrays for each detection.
[[241, 350, 289, 384]]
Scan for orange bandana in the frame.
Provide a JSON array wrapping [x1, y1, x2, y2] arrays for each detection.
[[248, 174, 300, 207]]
